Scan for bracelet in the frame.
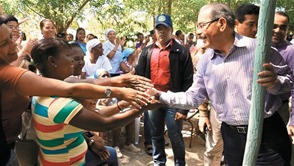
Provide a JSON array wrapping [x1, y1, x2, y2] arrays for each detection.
[[88, 139, 95, 147], [117, 102, 122, 111], [112, 49, 117, 52]]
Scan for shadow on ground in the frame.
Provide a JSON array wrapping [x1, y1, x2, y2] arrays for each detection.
[[106, 113, 206, 166]]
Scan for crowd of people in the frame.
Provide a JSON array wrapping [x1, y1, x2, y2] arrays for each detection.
[[1, 1, 294, 166]]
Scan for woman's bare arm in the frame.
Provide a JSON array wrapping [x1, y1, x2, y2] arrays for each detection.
[[15, 71, 151, 109], [65, 72, 152, 92]]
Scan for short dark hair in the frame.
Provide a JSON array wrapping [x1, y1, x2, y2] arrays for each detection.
[[87, 33, 94, 38], [136, 32, 143, 37], [67, 33, 73, 37], [149, 30, 155, 35], [31, 38, 70, 74], [0, 14, 18, 24], [275, 11, 290, 24], [0, 17, 4, 26], [175, 30, 182, 36], [235, 4, 259, 23], [40, 19, 56, 30], [70, 42, 83, 51]]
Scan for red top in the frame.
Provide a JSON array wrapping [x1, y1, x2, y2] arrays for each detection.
[[150, 40, 173, 92]]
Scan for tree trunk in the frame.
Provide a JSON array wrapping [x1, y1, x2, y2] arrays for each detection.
[[167, 0, 172, 15]]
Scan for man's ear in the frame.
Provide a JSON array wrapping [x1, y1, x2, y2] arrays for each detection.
[[235, 19, 240, 26], [234, 20, 240, 33], [218, 17, 227, 32]]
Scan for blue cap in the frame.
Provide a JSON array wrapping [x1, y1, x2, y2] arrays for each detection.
[[155, 14, 172, 28], [94, 69, 110, 79], [122, 48, 135, 60]]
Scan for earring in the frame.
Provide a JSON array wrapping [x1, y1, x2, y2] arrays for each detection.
[[55, 64, 58, 68]]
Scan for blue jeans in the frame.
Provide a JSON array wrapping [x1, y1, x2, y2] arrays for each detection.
[[5, 149, 18, 166], [85, 146, 118, 166], [144, 111, 152, 146], [148, 107, 186, 166]]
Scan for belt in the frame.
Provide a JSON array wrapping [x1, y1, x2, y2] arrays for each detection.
[[226, 124, 248, 134], [8, 142, 15, 149]]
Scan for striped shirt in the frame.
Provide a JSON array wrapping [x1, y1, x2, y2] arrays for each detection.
[[160, 34, 292, 125], [31, 96, 86, 166]]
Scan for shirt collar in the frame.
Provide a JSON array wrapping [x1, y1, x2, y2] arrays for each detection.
[[154, 39, 173, 49], [210, 33, 248, 60]]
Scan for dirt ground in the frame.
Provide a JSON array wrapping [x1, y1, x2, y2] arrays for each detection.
[[105, 112, 207, 166], [105, 112, 294, 166]]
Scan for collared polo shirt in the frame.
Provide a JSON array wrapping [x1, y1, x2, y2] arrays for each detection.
[[150, 40, 173, 92]]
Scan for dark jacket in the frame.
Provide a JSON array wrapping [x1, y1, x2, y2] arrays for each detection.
[[135, 39, 193, 115]]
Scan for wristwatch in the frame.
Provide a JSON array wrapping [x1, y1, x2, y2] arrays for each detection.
[[105, 86, 111, 98], [88, 139, 95, 147]]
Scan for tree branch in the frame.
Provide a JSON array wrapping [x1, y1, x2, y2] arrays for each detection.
[[65, 0, 91, 31]]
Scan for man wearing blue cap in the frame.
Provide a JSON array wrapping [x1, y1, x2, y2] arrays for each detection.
[[136, 14, 193, 166]]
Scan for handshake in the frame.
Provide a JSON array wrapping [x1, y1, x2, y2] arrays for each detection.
[[145, 88, 161, 100]]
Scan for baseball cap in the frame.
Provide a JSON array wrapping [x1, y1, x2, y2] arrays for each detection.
[[122, 48, 135, 61], [155, 14, 173, 28]]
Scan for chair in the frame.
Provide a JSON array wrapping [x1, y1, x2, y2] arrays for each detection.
[[184, 109, 205, 148]]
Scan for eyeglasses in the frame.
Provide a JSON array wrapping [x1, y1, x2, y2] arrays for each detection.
[[7, 25, 19, 30], [196, 18, 220, 30], [273, 24, 288, 31]]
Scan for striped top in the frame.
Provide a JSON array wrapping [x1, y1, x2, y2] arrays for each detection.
[[31, 96, 86, 166], [160, 34, 292, 125]]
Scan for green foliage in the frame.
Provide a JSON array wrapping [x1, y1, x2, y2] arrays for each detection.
[[0, 0, 25, 15], [17, 0, 95, 33], [2, 0, 294, 36]]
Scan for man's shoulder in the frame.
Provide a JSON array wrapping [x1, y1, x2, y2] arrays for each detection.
[[276, 41, 294, 55], [171, 39, 188, 53], [284, 42, 294, 51]]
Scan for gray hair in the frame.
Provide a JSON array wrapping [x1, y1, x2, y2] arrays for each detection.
[[202, 3, 235, 29]]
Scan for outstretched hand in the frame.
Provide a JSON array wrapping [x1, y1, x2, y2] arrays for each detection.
[[257, 63, 278, 90], [142, 87, 163, 110], [115, 73, 153, 92], [119, 87, 152, 109]]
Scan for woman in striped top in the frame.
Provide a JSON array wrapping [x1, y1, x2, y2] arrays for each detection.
[[30, 38, 158, 165]]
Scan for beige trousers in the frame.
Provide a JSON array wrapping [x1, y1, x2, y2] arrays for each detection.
[[204, 107, 223, 166]]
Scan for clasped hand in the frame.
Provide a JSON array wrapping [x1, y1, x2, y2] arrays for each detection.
[[256, 63, 278, 90]]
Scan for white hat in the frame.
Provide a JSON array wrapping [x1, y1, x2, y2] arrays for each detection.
[[105, 29, 116, 39], [86, 39, 101, 53]]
